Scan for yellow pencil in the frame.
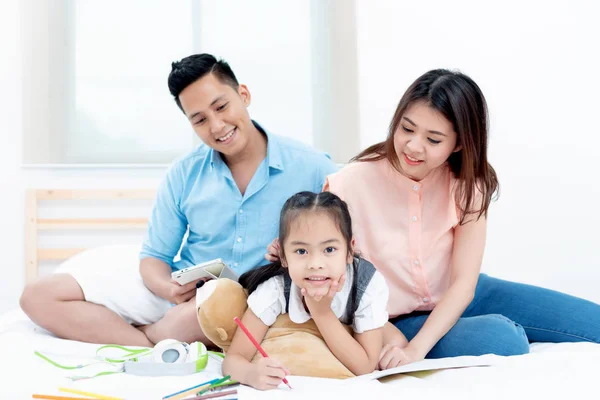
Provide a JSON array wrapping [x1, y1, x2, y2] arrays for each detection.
[[166, 382, 214, 400], [58, 387, 123, 400]]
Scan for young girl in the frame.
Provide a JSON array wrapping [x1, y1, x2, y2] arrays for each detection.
[[269, 69, 600, 369], [223, 191, 389, 390]]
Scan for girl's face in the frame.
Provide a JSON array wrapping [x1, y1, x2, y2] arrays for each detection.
[[393, 101, 460, 181], [282, 211, 354, 298]]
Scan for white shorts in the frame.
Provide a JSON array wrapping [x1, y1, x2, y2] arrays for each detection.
[[56, 245, 172, 326]]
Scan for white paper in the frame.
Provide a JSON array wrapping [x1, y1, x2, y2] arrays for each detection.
[[350, 354, 506, 381], [237, 376, 388, 400]]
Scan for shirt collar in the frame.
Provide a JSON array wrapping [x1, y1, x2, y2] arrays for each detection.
[[287, 264, 353, 324], [384, 159, 449, 192], [209, 120, 284, 172]]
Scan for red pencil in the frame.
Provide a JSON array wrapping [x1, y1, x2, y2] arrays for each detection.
[[233, 316, 292, 389]]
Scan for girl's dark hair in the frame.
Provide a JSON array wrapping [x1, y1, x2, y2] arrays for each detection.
[[239, 191, 360, 316], [352, 69, 499, 224], [167, 53, 239, 112]]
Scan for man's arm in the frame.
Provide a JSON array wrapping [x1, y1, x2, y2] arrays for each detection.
[[140, 257, 197, 305], [139, 162, 189, 301]]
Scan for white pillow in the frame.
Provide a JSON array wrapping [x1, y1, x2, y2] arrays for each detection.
[[53, 244, 143, 278]]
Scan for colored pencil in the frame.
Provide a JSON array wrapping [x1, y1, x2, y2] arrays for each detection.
[[33, 395, 95, 400], [200, 381, 240, 394], [233, 317, 292, 389], [187, 389, 238, 400], [164, 380, 221, 400], [58, 387, 123, 400], [162, 378, 219, 399], [195, 376, 231, 395]]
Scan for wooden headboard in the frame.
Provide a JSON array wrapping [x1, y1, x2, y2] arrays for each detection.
[[24, 189, 155, 284]]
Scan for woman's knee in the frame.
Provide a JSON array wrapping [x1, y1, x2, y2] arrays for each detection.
[[476, 314, 530, 356], [431, 314, 530, 358]]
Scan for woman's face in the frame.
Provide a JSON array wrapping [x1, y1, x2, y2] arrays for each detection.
[[393, 101, 460, 181]]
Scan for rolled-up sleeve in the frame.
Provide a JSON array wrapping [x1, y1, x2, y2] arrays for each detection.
[[140, 163, 188, 267], [247, 276, 285, 326]]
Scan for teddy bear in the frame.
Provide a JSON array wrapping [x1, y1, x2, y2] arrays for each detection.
[[195, 278, 355, 379]]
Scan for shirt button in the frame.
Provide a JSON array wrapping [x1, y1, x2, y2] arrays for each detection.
[[423, 297, 430, 303], [413, 260, 420, 266], [236, 237, 242, 243], [413, 185, 419, 191], [411, 216, 418, 222], [234, 262, 239, 267], [239, 209, 243, 214]]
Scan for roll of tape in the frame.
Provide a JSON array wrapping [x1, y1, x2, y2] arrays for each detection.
[[152, 339, 189, 364]]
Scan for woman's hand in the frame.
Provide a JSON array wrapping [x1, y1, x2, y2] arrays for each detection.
[[378, 343, 425, 370], [246, 357, 290, 391], [265, 238, 281, 262]]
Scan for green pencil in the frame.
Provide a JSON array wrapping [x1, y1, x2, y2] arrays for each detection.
[[196, 375, 232, 396], [204, 381, 240, 393]]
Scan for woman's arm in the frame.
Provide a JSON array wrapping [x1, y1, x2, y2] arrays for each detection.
[[222, 309, 289, 390], [406, 215, 487, 359]]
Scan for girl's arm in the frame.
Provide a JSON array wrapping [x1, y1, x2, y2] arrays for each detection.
[[405, 215, 487, 359], [382, 321, 408, 347], [312, 311, 383, 375], [305, 279, 383, 375], [222, 308, 290, 390]]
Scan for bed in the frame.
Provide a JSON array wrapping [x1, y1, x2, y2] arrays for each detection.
[[2, 189, 599, 399]]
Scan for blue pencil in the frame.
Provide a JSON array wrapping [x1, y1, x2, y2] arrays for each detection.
[[163, 378, 220, 399]]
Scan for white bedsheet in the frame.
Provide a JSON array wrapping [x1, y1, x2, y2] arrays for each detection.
[[2, 308, 600, 399]]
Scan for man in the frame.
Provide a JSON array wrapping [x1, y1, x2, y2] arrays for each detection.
[[20, 54, 338, 347]]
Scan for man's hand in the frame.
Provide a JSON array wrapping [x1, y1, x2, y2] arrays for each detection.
[[301, 274, 345, 317], [378, 343, 425, 370], [265, 238, 280, 262], [163, 279, 200, 305]]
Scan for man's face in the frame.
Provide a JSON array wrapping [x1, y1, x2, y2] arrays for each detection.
[[178, 73, 253, 158]]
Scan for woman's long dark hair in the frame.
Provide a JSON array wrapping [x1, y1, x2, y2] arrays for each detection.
[[239, 191, 360, 317], [352, 69, 499, 224]]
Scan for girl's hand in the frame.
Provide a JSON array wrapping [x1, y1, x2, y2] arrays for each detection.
[[301, 274, 345, 316], [378, 343, 425, 370], [246, 356, 290, 391], [265, 238, 281, 262]]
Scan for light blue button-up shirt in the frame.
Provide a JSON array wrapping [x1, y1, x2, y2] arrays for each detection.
[[140, 122, 339, 275]]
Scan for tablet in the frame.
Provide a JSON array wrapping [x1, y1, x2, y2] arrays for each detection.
[[171, 258, 238, 285]]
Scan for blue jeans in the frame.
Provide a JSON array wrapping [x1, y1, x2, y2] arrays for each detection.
[[392, 274, 600, 358]]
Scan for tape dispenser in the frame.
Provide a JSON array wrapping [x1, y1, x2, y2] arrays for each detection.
[[123, 339, 208, 376]]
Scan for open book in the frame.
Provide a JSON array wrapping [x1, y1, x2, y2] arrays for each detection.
[[350, 354, 505, 381]]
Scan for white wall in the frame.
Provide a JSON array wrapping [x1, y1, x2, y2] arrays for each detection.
[[0, 1, 169, 313], [0, 0, 25, 313], [198, 1, 314, 148], [356, 0, 600, 302], [2, 0, 599, 312]]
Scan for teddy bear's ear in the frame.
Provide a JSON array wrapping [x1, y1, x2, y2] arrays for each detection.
[[217, 327, 228, 342]]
